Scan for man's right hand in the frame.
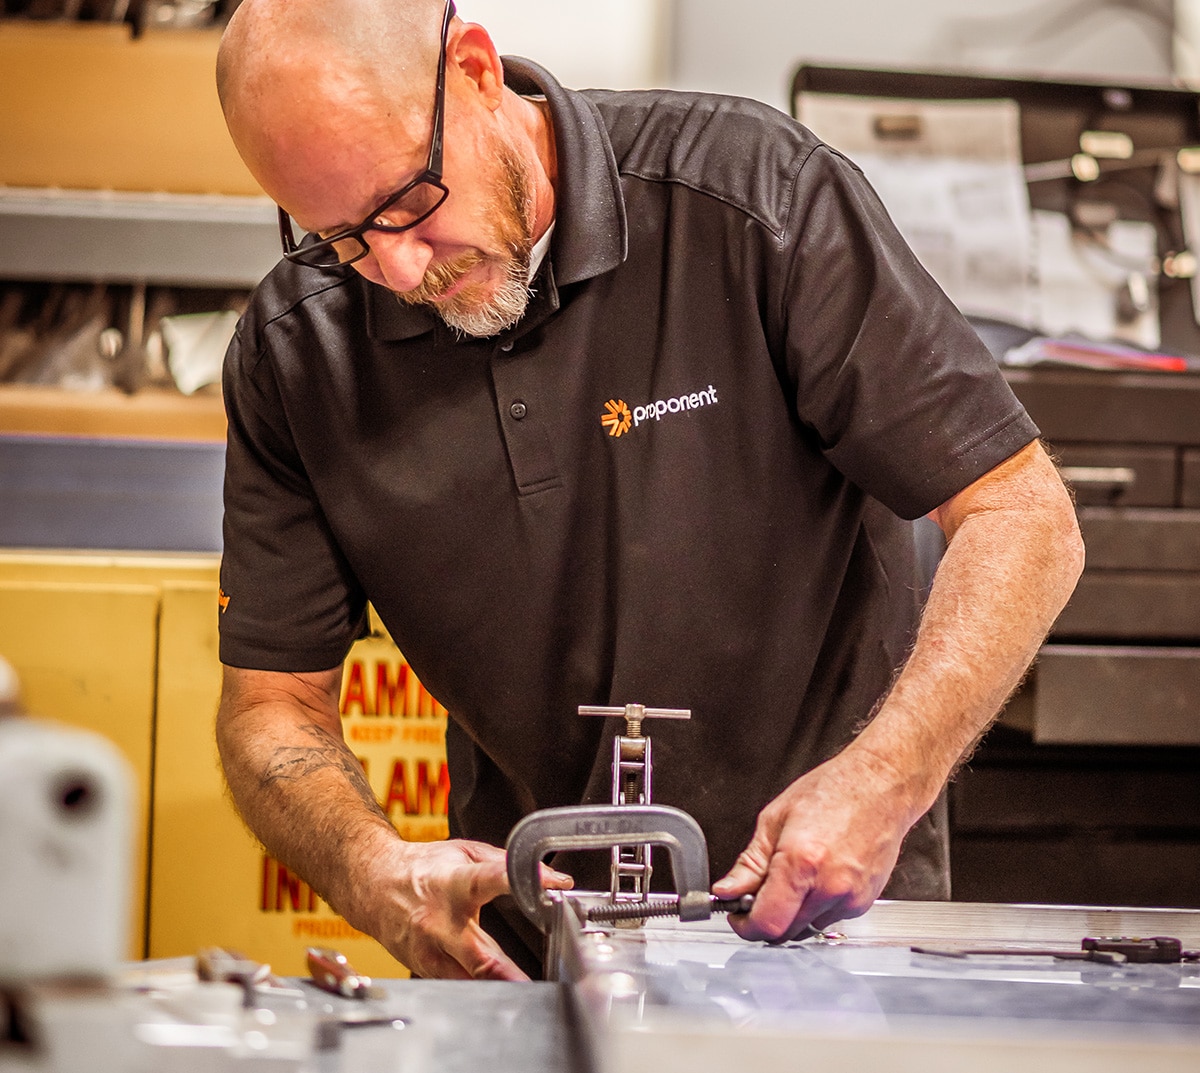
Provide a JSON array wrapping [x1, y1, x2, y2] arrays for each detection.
[[217, 664, 572, 982], [363, 837, 573, 980]]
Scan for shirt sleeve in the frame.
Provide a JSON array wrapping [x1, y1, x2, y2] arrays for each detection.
[[218, 324, 368, 671], [777, 143, 1040, 520]]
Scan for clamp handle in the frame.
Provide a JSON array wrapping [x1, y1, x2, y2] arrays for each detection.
[[505, 804, 713, 932], [579, 703, 691, 738]]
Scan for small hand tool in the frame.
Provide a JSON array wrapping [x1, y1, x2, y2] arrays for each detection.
[[305, 947, 388, 1000], [911, 935, 1199, 965], [195, 946, 302, 1006]]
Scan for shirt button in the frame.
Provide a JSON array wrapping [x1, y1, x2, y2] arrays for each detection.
[[509, 400, 528, 420]]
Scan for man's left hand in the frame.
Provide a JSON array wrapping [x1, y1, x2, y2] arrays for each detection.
[[710, 744, 913, 940]]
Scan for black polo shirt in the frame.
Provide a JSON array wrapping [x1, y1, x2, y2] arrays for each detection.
[[220, 58, 1039, 973]]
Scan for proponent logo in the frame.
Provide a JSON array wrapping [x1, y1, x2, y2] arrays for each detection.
[[601, 399, 632, 437], [600, 384, 719, 438]]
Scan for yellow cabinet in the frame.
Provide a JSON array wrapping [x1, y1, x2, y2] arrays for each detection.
[[0, 551, 449, 977]]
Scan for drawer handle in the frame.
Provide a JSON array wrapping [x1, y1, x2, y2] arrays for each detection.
[[1060, 466, 1136, 487]]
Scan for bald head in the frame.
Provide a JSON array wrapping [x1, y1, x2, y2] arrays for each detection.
[[217, 0, 450, 196]]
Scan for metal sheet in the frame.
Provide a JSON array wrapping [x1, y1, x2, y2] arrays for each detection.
[[557, 900, 1200, 1073], [0, 435, 224, 552]]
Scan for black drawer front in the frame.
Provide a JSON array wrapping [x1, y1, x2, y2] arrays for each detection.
[[1004, 368, 1200, 446], [950, 835, 1200, 908], [1055, 574, 1200, 640], [952, 766, 1200, 831], [1184, 450, 1200, 509], [1055, 445, 1177, 506], [1077, 508, 1200, 569], [1006, 645, 1200, 745]]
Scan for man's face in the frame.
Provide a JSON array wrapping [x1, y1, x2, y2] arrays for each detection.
[[263, 90, 536, 339], [389, 128, 535, 338]]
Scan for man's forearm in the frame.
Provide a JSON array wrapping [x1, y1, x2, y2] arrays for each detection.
[[215, 667, 401, 928], [848, 440, 1085, 823]]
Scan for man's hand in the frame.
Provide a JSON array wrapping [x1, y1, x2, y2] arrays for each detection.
[[714, 441, 1083, 941], [363, 838, 573, 981], [711, 745, 911, 940], [217, 665, 572, 980]]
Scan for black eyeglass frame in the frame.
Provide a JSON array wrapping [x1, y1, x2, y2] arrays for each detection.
[[277, 0, 456, 268]]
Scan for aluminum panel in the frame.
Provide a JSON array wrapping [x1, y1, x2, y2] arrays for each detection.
[[558, 900, 1200, 1073]]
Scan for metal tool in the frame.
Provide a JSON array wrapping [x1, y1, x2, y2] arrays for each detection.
[[585, 893, 754, 923], [305, 948, 387, 1000], [911, 935, 1200, 964], [579, 703, 691, 902], [506, 803, 716, 933]]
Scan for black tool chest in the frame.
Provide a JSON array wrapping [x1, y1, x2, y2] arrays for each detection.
[[959, 367, 1200, 911], [792, 64, 1200, 908]]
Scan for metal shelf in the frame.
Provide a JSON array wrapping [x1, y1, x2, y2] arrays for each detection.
[[0, 186, 279, 288]]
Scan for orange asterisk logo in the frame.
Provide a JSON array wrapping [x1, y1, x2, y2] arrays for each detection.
[[601, 399, 632, 438]]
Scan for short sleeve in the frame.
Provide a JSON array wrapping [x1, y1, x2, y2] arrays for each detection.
[[218, 325, 368, 671], [778, 144, 1039, 519]]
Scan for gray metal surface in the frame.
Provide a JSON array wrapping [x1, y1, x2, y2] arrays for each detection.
[[559, 900, 1200, 1073], [0, 435, 224, 552], [313, 978, 578, 1073], [0, 188, 279, 289]]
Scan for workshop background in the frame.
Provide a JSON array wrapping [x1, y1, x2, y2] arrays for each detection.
[[1, 0, 1198, 978]]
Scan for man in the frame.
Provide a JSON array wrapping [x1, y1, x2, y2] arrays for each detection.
[[214, 0, 1083, 981]]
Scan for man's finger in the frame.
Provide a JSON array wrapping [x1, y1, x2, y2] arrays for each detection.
[[732, 848, 820, 941], [463, 848, 516, 906], [711, 840, 773, 897], [538, 864, 574, 890], [457, 921, 530, 982]]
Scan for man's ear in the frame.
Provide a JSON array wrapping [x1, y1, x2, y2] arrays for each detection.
[[449, 23, 505, 111]]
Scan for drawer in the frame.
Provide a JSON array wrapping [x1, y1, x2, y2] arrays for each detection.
[[1004, 368, 1200, 446], [1077, 508, 1200, 569], [951, 765, 1200, 832], [950, 833, 1200, 908], [1054, 573, 1200, 640], [1185, 450, 1200, 509], [1003, 644, 1200, 744], [1054, 444, 1177, 506]]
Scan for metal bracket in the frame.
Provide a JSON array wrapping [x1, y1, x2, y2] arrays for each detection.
[[505, 804, 713, 933]]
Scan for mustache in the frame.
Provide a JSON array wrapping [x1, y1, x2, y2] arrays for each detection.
[[394, 251, 487, 306]]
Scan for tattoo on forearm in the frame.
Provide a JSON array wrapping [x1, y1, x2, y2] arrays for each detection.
[[261, 723, 383, 816]]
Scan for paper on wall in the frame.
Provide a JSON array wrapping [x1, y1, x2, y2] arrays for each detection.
[[796, 93, 1035, 327]]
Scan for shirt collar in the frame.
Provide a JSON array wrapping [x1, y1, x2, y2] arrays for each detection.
[[366, 56, 628, 343]]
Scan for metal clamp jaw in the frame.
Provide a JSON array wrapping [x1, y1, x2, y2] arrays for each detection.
[[505, 804, 714, 934]]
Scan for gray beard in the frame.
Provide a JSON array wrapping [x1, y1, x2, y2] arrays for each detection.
[[437, 251, 533, 339]]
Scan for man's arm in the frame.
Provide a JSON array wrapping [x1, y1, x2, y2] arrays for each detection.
[[216, 665, 570, 979], [714, 439, 1085, 938]]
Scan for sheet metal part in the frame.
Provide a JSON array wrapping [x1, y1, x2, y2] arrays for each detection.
[[556, 899, 1200, 1073]]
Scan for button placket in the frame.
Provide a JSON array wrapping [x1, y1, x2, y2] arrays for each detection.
[[491, 349, 562, 496]]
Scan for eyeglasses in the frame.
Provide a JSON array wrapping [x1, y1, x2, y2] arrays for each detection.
[[277, 0, 455, 269]]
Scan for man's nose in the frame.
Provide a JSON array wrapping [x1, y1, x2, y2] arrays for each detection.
[[360, 228, 435, 293]]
